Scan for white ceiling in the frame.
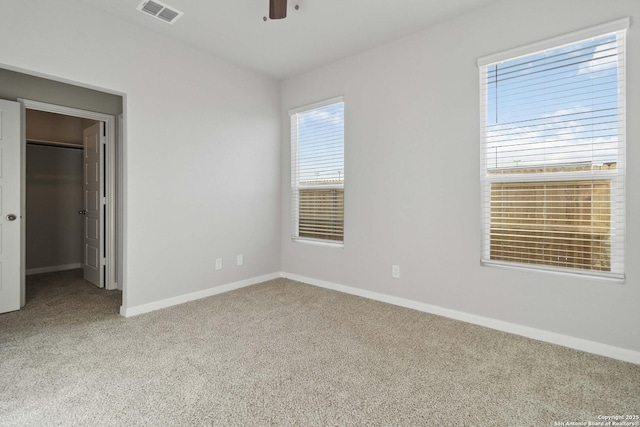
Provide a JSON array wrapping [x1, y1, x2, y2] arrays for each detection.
[[76, 0, 497, 80]]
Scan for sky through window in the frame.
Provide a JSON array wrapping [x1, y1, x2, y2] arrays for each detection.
[[485, 34, 620, 170], [297, 102, 345, 183]]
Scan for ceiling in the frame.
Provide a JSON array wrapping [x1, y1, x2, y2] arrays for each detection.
[[75, 0, 497, 80]]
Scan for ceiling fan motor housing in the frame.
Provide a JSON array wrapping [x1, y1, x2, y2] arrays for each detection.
[[269, 0, 287, 19]]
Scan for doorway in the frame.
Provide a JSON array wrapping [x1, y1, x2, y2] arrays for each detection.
[[21, 100, 119, 301], [25, 109, 102, 287]]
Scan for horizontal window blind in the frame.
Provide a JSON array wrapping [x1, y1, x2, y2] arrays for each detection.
[[290, 98, 344, 243], [479, 23, 627, 279]]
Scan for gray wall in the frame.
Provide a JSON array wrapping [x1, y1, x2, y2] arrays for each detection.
[[0, 68, 122, 116], [280, 0, 640, 353], [26, 145, 83, 270]]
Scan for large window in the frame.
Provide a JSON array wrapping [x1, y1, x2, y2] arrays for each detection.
[[478, 19, 628, 279], [290, 97, 345, 244]]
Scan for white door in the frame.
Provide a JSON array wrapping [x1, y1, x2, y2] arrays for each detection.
[[82, 122, 104, 288], [0, 99, 21, 314]]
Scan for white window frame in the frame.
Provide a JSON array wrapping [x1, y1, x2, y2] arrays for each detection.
[[290, 96, 345, 247], [478, 18, 628, 281]]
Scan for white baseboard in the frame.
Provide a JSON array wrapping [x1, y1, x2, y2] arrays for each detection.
[[120, 272, 281, 317], [281, 272, 640, 365], [26, 263, 82, 276]]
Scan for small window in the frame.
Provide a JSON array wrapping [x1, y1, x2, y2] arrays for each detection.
[[290, 97, 345, 244], [478, 20, 628, 279]]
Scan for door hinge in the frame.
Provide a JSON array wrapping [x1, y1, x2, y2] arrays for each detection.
[[101, 197, 107, 205], [101, 258, 107, 266]]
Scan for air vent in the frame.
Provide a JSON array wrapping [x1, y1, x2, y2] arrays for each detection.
[[137, 0, 183, 24]]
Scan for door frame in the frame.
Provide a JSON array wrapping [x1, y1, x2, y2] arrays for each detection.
[[19, 99, 118, 295]]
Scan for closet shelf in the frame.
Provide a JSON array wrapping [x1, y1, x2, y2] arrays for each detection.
[[27, 138, 83, 149]]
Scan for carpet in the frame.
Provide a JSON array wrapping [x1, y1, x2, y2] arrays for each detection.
[[1, 269, 638, 426]]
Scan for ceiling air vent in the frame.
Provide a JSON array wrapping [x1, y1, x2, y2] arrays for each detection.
[[137, 0, 183, 24]]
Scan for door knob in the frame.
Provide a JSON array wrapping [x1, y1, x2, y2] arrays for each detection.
[[78, 210, 87, 215], [6, 214, 17, 221]]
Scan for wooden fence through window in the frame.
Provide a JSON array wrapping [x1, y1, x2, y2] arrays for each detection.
[[299, 188, 344, 241], [489, 164, 615, 272]]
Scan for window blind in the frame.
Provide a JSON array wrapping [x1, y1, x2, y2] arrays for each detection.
[[290, 98, 345, 243], [479, 21, 627, 279]]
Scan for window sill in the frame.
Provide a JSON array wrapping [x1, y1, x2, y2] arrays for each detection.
[[292, 238, 344, 248], [481, 260, 625, 283]]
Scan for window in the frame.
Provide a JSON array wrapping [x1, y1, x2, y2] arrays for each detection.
[[290, 97, 345, 244], [478, 19, 628, 279]]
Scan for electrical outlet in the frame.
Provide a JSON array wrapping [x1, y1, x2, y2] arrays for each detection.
[[392, 265, 400, 279], [215, 258, 223, 270], [237, 254, 244, 266]]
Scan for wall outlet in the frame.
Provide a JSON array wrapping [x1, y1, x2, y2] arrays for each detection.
[[392, 265, 400, 279], [215, 258, 223, 270], [237, 254, 244, 266]]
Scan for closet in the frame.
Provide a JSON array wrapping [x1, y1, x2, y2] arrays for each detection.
[[25, 109, 98, 276]]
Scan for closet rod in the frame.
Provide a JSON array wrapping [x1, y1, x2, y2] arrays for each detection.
[[27, 140, 83, 151]]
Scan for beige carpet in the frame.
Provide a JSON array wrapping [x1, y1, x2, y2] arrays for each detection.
[[0, 269, 638, 426]]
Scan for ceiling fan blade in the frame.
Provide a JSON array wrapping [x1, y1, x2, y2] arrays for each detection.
[[269, 0, 287, 19]]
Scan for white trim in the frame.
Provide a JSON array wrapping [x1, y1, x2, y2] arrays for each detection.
[[120, 272, 281, 317], [19, 99, 118, 291], [289, 95, 344, 116], [291, 113, 300, 239], [612, 30, 627, 276], [20, 100, 113, 123], [292, 237, 344, 248], [281, 272, 640, 365], [20, 103, 26, 307], [106, 116, 117, 292], [116, 114, 125, 292], [479, 64, 489, 266], [26, 263, 82, 276], [481, 260, 625, 282], [478, 17, 630, 67], [486, 169, 619, 184]]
